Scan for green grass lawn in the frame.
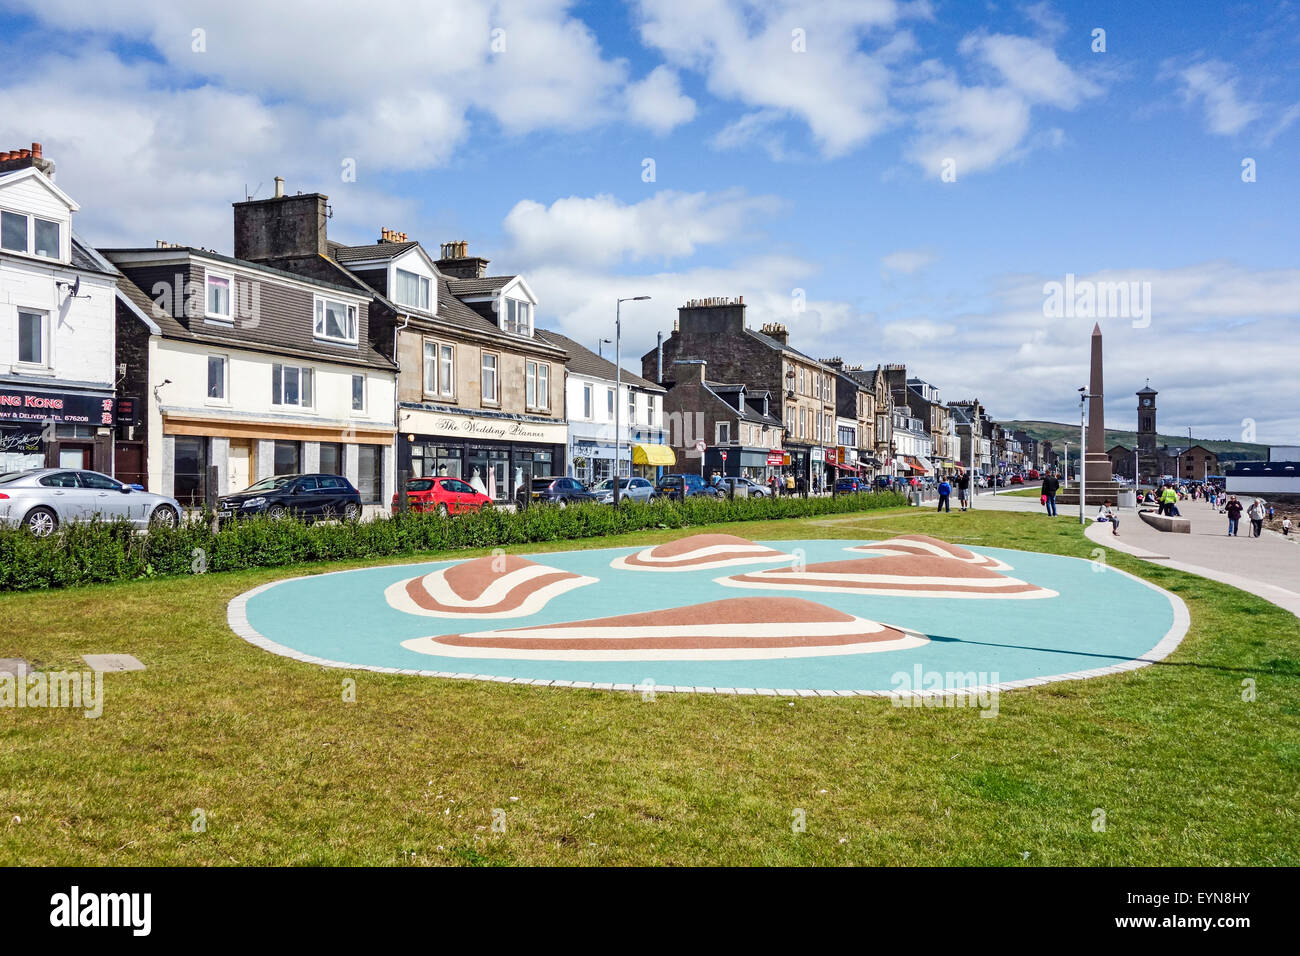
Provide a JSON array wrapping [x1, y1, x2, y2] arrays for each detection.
[[2, 507, 1297, 866]]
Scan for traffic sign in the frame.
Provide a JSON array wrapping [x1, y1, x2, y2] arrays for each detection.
[[695, 439, 707, 453]]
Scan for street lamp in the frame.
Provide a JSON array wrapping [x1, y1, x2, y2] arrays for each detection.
[[1077, 387, 1100, 524], [596, 338, 612, 360], [613, 296, 651, 506]]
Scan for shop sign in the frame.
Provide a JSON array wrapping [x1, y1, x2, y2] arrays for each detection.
[[0, 388, 114, 427]]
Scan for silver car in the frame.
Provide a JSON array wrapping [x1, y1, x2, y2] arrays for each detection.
[[721, 476, 772, 497], [0, 468, 183, 537], [591, 476, 655, 504]]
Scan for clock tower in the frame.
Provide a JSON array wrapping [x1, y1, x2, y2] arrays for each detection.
[[1136, 382, 1157, 454]]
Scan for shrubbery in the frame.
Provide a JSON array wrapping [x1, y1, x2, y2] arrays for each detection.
[[0, 490, 908, 592]]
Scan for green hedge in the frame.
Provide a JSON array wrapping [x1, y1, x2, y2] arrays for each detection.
[[0, 491, 909, 592]]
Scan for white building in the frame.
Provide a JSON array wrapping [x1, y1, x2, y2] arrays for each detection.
[[0, 144, 123, 474], [536, 328, 670, 481]]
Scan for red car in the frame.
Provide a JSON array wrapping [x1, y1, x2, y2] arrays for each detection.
[[1027, 469, 1041, 480], [392, 476, 492, 516], [1009, 474, 1025, 485]]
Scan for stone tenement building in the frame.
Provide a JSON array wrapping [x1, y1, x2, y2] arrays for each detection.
[[643, 297, 837, 483]]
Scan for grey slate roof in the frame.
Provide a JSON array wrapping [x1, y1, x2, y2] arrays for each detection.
[[447, 276, 516, 295], [329, 240, 419, 263], [535, 328, 661, 389], [704, 381, 783, 426]]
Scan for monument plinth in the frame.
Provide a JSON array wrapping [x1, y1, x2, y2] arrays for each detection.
[[1057, 323, 1128, 507]]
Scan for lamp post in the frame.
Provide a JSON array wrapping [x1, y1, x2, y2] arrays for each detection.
[[613, 296, 651, 506], [1077, 387, 1099, 524]]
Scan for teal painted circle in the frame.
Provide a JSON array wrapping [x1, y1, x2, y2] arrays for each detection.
[[233, 539, 1179, 692]]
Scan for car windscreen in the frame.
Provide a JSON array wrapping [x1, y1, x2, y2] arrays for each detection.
[[243, 476, 295, 493], [0, 470, 40, 485]]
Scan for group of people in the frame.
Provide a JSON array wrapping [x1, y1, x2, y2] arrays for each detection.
[[764, 472, 808, 497], [934, 472, 972, 512], [1221, 495, 1273, 538], [1143, 480, 1283, 539]]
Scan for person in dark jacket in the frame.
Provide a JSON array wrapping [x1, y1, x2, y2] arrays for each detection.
[[1041, 472, 1060, 517], [937, 477, 952, 512], [1225, 496, 1243, 536]]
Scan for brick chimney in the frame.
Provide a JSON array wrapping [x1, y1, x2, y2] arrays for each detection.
[[759, 321, 788, 346], [0, 142, 55, 179], [672, 358, 707, 384], [233, 180, 330, 261], [677, 296, 746, 338], [436, 240, 490, 279]]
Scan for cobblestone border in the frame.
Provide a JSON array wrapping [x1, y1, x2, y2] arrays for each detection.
[[226, 549, 1190, 698]]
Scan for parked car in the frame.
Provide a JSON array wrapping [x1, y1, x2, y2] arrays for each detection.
[[874, 475, 895, 489], [1009, 474, 1024, 485], [517, 476, 597, 508], [393, 476, 492, 516], [719, 476, 772, 497], [591, 476, 655, 504], [218, 473, 361, 522], [1027, 469, 1041, 480], [653, 473, 723, 500], [0, 468, 183, 537], [835, 476, 866, 493]]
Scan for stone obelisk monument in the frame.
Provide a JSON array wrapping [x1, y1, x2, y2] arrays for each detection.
[[1058, 323, 1124, 506], [1084, 323, 1112, 485]]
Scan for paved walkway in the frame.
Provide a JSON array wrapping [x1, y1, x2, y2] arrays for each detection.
[[969, 489, 1300, 617]]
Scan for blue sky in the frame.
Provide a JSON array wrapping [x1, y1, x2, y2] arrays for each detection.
[[2, 0, 1297, 440]]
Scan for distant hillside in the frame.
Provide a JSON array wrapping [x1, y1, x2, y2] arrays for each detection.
[[1004, 421, 1268, 463]]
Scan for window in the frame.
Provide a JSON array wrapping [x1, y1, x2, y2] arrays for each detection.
[[207, 355, 227, 400], [481, 352, 498, 403], [503, 299, 532, 335], [17, 309, 45, 365], [206, 272, 232, 321], [717, 422, 731, 445], [273, 441, 300, 475], [351, 374, 365, 412], [423, 341, 438, 395], [0, 211, 26, 253], [647, 398, 655, 428], [583, 383, 593, 419], [357, 445, 381, 505], [440, 344, 454, 397], [173, 436, 207, 507], [314, 296, 358, 344], [525, 361, 549, 409], [319, 442, 343, 476], [33, 218, 59, 259], [272, 363, 313, 408], [628, 390, 636, 426], [607, 388, 614, 418], [395, 269, 431, 311]]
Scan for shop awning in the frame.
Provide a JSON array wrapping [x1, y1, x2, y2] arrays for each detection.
[[632, 443, 675, 466], [900, 455, 928, 475], [916, 456, 935, 475]]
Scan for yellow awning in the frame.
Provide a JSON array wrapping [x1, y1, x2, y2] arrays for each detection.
[[632, 443, 676, 466]]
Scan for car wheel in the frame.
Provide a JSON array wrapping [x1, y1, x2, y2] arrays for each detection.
[[343, 503, 361, 522], [149, 505, 179, 529], [24, 506, 58, 537], [437, 503, 449, 518], [267, 505, 288, 520]]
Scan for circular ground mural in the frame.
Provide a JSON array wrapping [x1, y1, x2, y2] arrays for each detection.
[[228, 534, 1188, 695]]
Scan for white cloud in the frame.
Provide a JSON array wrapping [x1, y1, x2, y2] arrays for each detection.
[[1169, 59, 1264, 136], [626, 66, 697, 134], [633, 0, 920, 157], [502, 189, 782, 268]]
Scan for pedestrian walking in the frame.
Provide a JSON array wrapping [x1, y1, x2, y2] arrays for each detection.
[[957, 471, 969, 511], [937, 477, 951, 513], [1248, 499, 1265, 538], [785, 472, 795, 496], [1225, 496, 1243, 536], [1282, 516, 1291, 537], [796, 474, 808, 499]]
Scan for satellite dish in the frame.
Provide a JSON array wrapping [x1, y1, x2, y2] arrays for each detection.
[[69, 276, 81, 297]]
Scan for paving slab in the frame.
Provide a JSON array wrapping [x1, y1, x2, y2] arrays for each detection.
[[81, 654, 146, 672]]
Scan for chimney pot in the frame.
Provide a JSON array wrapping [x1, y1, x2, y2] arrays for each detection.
[[274, 176, 285, 198], [31, 142, 41, 158]]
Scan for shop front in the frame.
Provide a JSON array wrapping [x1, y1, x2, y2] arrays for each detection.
[[631, 441, 674, 479], [0, 383, 116, 474], [399, 404, 567, 505]]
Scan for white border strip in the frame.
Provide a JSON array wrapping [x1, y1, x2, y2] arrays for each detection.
[[225, 547, 1190, 698]]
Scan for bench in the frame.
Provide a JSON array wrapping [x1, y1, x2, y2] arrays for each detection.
[[1139, 510, 1191, 533]]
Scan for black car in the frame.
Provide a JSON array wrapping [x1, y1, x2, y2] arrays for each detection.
[[653, 473, 723, 500], [516, 476, 597, 508], [218, 474, 362, 522]]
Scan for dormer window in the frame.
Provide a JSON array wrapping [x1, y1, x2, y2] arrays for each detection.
[[206, 272, 233, 322], [314, 294, 358, 344], [503, 298, 532, 336], [395, 268, 431, 311], [1, 209, 62, 260]]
